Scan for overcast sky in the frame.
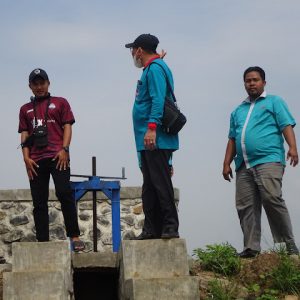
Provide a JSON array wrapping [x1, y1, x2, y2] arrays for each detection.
[[0, 0, 299, 254]]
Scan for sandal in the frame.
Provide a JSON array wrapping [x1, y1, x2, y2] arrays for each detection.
[[72, 240, 85, 252]]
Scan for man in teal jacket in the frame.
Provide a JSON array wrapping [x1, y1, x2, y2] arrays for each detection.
[[223, 66, 299, 258], [125, 34, 179, 239]]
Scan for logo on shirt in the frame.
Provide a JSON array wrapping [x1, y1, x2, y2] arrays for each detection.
[[49, 103, 56, 109], [32, 118, 44, 128]]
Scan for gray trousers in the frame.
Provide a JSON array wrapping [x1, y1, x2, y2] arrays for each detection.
[[236, 163, 295, 251]]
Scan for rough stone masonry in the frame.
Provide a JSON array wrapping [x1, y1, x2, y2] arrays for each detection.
[[0, 187, 179, 263]]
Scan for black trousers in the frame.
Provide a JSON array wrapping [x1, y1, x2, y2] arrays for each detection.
[[141, 149, 179, 237], [29, 158, 80, 241]]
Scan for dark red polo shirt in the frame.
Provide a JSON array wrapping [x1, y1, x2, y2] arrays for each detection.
[[18, 96, 75, 162]]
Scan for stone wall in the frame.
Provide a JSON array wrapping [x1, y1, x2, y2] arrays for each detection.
[[0, 188, 179, 263]]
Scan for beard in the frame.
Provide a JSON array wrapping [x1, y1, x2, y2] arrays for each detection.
[[133, 55, 143, 68]]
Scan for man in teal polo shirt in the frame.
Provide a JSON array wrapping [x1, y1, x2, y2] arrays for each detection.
[[125, 34, 179, 239], [223, 66, 299, 258]]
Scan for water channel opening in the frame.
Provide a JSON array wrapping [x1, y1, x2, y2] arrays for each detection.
[[73, 267, 118, 300]]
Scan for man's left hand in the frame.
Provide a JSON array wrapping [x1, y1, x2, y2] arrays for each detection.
[[53, 149, 69, 170], [144, 129, 156, 150], [287, 147, 299, 167]]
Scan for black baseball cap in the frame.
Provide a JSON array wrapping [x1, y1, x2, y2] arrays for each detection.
[[29, 68, 49, 82], [125, 34, 159, 52]]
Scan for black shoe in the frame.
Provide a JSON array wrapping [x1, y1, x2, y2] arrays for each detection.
[[161, 231, 180, 239], [286, 240, 299, 255], [238, 249, 260, 258], [130, 232, 156, 240]]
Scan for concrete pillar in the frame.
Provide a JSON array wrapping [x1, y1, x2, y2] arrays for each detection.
[[3, 241, 72, 300], [119, 239, 200, 300]]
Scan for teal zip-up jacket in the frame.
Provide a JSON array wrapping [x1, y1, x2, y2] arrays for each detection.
[[132, 58, 179, 152]]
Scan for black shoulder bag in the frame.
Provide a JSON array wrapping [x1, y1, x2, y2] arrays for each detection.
[[149, 62, 187, 134]]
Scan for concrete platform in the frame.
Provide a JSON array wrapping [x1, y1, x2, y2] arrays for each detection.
[[72, 251, 117, 269], [119, 239, 199, 300], [4, 241, 72, 300], [0, 264, 12, 273], [12, 241, 71, 272], [119, 239, 189, 280], [124, 277, 200, 300], [3, 270, 70, 300]]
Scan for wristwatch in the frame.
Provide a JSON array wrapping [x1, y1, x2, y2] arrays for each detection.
[[63, 146, 69, 153]]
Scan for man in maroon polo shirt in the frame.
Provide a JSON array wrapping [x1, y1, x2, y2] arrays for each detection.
[[18, 68, 84, 251]]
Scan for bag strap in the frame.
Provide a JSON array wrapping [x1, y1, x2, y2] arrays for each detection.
[[146, 61, 177, 103]]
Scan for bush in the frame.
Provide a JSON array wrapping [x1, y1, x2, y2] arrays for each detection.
[[193, 243, 240, 276]]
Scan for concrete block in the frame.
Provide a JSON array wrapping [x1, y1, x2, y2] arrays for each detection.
[[12, 241, 71, 272], [119, 239, 189, 281], [124, 277, 200, 300], [3, 270, 71, 300], [0, 263, 12, 273], [72, 251, 118, 269]]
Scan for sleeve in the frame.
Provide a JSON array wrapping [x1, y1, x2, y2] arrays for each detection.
[[228, 112, 236, 139], [18, 106, 29, 133], [61, 99, 75, 125], [273, 97, 296, 132], [147, 66, 167, 125]]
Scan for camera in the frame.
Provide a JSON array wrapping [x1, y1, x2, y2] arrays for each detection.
[[33, 126, 48, 148]]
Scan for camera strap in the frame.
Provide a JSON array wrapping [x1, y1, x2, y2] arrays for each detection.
[[33, 96, 51, 128]]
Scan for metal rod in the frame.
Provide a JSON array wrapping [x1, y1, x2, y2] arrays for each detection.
[[92, 157, 97, 252], [71, 174, 126, 180]]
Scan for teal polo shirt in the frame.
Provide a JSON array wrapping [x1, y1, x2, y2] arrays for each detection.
[[132, 58, 179, 152], [228, 92, 296, 170]]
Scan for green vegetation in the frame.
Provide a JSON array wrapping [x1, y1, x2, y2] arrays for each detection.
[[206, 279, 236, 300], [270, 251, 300, 294], [193, 242, 300, 299], [193, 242, 241, 276], [256, 294, 279, 300]]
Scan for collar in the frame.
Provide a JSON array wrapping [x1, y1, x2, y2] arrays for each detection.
[[33, 93, 51, 102], [244, 91, 267, 103], [143, 55, 160, 69]]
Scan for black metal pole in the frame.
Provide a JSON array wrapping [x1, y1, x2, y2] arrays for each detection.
[[92, 156, 97, 252]]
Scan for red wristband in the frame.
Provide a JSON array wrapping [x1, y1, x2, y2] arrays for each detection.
[[148, 123, 157, 130]]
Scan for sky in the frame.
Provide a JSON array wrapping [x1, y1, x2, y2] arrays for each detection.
[[0, 0, 300, 254]]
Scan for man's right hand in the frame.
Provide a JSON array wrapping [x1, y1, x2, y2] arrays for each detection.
[[222, 164, 233, 182], [24, 157, 39, 180]]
